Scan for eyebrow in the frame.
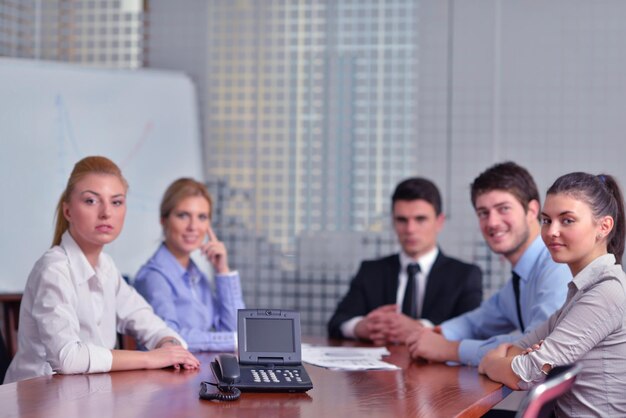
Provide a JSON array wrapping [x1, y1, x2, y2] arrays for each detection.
[[476, 201, 511, 211], [541, 210, 575, 217], [80, 190, 125, 198], [80, 190, 100, 197], [394, 214, 429, 220], [493, 202, 511, 208]]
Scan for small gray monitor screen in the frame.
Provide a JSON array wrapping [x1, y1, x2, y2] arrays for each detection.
[[245, 318, 294, 353]]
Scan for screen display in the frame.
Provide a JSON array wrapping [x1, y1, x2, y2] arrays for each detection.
[[245, 318, 295, 353]]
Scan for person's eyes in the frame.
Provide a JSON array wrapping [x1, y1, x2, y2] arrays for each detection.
[[175, 212, 189, 219], [112, 199, 125, 207], [541, 217, 551, 225], [499, 206, 510, 213], [562, 218, 575, 225], [84, 197, 97, 205], [476, 210, 488, 219], [198, 214, 209, 221]]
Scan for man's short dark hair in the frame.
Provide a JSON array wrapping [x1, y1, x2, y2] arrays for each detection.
[[392, 177, 442, 215], [470, 161, 540, 213]]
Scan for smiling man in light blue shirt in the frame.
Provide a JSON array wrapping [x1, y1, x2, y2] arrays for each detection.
[[406, 162, 571, 366]]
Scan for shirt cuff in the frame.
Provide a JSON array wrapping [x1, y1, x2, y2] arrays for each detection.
[[419, 319, 435, 328], [215, 270, 239, 278], [440, 321, 463, 341], [189, 332, 237, 353], [457, 339, 483, 367], [209, 331, 236, 345], [511, 353, 546, 385], [86, 343, 113, 374], [340, 316, 363, 339]]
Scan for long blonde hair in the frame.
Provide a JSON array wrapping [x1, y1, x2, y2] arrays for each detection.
[[52, 156, 128, 247]]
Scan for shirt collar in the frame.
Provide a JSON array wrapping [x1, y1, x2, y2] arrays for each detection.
[[155, 243, 201, 283], [512, 235, 545, 282], [571, 253, 616, 290], [60, 230, 98, 285], [399, 246, 439, 277]]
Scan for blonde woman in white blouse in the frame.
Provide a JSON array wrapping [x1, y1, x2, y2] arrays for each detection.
[[479, 172, 626, 416], [4, 156, 200, 384]]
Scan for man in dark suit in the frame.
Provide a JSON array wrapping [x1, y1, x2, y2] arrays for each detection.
[[328, 178, 483, 345]]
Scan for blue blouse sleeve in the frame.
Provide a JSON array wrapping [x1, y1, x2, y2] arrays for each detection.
[[135, 268, 245, 352]]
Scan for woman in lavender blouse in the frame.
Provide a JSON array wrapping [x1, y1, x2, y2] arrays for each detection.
[[134, 178, 245, 352]]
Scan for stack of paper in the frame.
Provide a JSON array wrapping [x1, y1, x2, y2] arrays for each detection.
[[301, 345, 399, 371]]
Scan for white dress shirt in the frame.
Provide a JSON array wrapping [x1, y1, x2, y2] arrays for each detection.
[[396, 247, 438, 321], [4, 231, 186, 384], [340, 247, 439, 338]]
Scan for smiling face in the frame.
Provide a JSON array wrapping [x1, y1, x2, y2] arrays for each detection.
[[474, 190, 540, 265], [392, 199, 444, 259], [162, 195, 211, 266], [541, 193, 612, 276], [63, 173, 127, 259]]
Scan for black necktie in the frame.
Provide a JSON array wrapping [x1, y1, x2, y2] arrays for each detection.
[[402, 263, 421, 318], [512, 271, 525, 332]]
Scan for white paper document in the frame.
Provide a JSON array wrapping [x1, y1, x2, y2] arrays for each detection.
[[301, 345, 399, 371]]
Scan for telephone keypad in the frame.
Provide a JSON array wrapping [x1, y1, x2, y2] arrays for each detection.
[[249, 368, 307, 384]]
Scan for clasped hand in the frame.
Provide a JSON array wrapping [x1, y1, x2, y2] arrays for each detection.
[[405, 326, 457, 362], [355, 304, 421, 345]]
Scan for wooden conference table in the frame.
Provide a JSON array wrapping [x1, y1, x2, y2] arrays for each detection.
[[0, 338, 505, 418]]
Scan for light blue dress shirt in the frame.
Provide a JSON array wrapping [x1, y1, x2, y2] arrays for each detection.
[[441, 235, 571, 366], [134, 243, 245, 352]]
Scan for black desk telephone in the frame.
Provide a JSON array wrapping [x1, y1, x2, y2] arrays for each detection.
[[200, 309, 313, 401]]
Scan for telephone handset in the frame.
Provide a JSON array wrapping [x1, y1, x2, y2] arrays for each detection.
[[213, 354, 241, 385], [199, 354, 242, 401]]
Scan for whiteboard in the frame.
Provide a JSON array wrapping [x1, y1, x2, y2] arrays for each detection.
[[0, 58, 203, 292]]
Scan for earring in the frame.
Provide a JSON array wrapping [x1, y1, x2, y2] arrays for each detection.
[[597, 233, 604, 240]]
